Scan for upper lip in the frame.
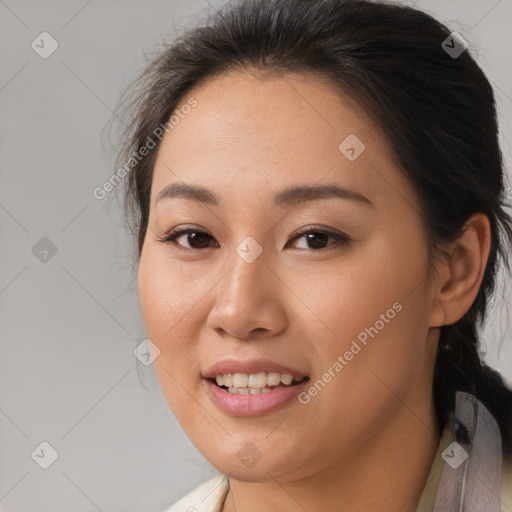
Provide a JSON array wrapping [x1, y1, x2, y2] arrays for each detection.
[[202, 358, 309, 381]]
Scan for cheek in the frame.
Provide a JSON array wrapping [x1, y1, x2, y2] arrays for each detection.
[[295, 299, 429, 469], [138, 250, 210, 431], [294, 236, 427, 350], [138, 248, 204, 342], [294, 233, 430, 412], [137, 249, 208, 397]]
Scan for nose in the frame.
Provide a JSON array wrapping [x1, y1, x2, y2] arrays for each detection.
[[206, 247, 287, 341]]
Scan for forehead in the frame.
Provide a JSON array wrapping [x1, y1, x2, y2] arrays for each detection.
[[161, 69, 373, 159], [150, 70, 413, 213]]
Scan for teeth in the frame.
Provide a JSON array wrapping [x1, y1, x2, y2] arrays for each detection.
[[214, 372, 303, 389], [228, 386, 273, 394], [248, 372, 267, 388], [281, 374, 293, 385], [267, 373, 281, 386], [233, 373, 249, 387]]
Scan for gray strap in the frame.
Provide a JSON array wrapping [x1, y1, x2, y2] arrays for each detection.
[[433, 391, 502, 512]]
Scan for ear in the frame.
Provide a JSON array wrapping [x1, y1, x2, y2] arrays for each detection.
[[429, 213, 491, 327]]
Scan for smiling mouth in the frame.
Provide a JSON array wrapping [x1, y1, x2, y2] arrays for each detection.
[[208, 373, 310, 395]]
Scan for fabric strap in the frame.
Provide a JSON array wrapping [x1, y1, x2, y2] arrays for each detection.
[[433, 391, 502, 511]]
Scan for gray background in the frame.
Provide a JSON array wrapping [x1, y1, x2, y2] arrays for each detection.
[[1, 0, 511, 510]]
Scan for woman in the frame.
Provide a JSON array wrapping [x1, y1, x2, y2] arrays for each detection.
[[116, 0, 512, 510]]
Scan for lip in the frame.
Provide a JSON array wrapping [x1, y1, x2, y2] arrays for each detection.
[[202, 358, 308, 380], [203, 377, 310, 417]]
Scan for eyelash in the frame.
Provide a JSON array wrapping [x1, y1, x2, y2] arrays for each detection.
[[156, 225, 351, 252]]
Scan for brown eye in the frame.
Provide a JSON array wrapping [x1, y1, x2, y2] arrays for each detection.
[[157, 226, 350, 251], [287, 228, 350, 250], [157, 228, 218, 249]]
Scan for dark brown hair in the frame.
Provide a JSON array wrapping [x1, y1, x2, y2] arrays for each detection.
[[116, 0, 512, 457]]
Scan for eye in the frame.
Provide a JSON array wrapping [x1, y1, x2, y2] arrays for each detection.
[[156, 225, 350, 251], [156, 227, 218, 250], [286, 226, 350, 250]]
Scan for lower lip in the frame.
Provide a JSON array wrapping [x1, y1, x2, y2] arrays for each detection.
[[203, 378, 310, 417]]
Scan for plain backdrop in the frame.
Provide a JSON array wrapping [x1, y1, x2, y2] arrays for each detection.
[[1, 0, 511, 510]]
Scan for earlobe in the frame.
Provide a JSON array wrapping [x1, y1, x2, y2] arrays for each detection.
[[429, 213, 491, 328]]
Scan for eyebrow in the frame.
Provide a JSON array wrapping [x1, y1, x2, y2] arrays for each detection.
[[155, 182, 373, 208]]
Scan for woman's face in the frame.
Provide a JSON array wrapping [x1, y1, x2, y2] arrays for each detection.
[[138, 70, 440, 482]]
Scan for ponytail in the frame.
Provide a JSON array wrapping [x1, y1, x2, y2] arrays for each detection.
[[434, 317, 512, 458]]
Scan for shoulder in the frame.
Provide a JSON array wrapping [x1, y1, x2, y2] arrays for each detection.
[[162, 473, 229, 512]]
